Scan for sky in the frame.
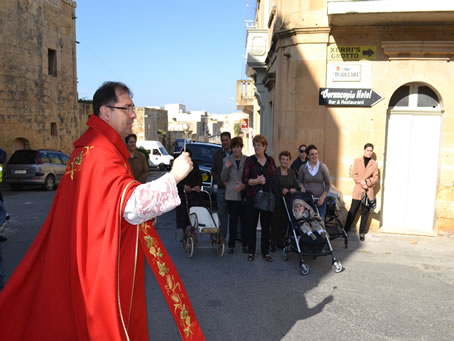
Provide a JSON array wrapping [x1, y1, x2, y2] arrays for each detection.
[[75, 1, 256, 114]]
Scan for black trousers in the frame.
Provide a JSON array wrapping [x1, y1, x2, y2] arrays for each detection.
[[226, 200, 246, 248], [176, 191, 201, 230], [345, 199, 370, 234], [270, 194, 289, 248], [245, 198, 272, 256]]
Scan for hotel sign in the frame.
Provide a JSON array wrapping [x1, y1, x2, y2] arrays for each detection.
[[319, 88, 383, 107]]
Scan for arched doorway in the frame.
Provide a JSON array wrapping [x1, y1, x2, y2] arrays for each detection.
[[13, 137, 31, 151], [382, 83, 442, 235]]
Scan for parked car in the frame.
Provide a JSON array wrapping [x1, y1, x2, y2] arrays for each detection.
[[136, 140, 174, 170], [174, 142, 222, 194], [4, 149, 69, 191], [174, 138, 191, 154]]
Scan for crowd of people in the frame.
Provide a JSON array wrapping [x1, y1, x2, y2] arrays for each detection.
[[0, 82, 379, 341], [207, 132, 379, 262]]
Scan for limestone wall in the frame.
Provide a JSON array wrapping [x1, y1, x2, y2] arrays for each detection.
[[258, 0, 454, 235], [0, 0, 78, 157]]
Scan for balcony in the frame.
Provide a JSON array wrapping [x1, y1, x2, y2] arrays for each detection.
[[327, 1, 454, 26], [245, 28, 268, 77], [236, 80, 255, 113]]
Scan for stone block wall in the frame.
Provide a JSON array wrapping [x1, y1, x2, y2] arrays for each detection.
[[0, 0, 78, 156]]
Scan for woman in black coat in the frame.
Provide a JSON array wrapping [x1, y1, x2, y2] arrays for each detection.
[[242, 135, 279, 262]]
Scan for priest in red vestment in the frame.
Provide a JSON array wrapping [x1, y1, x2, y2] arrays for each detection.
[[0, 82, 204, 340]]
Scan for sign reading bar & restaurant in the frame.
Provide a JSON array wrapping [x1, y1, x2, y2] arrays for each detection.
[[319, 88, 383, 107]]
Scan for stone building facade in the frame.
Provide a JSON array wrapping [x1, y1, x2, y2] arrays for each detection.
[[245, 0, 454, 235], [0, 0, 80, 157], [133, 107, 169, 148]]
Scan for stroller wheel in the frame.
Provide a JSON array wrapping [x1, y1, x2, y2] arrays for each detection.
[[216, 239, 225, 257], [182, 230, 190, 249], [282, 247, 288, 261], [185, 236, 194, 258], [300, 262, 309, 276], [332, 260, 343, 273]]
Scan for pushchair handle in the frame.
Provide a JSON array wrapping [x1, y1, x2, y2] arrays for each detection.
[[183, 189, 214, 212]]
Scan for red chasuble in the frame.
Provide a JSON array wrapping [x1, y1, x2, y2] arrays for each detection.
[[0, 116, 204, 340]]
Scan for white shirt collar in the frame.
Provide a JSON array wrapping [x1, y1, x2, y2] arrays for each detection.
[[306, 160, 320, 176]]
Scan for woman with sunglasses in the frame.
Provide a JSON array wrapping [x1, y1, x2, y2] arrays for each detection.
[[291, 144, 307, 174]]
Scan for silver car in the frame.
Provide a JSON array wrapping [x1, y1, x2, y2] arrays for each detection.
[[4, 149, 69, 191]]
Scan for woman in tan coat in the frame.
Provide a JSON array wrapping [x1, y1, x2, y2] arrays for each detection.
[[344, 143, 379, 241]]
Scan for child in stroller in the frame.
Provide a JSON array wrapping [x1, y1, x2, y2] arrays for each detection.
[[282, 191, 343, 275], [292, 198, 327, 240]]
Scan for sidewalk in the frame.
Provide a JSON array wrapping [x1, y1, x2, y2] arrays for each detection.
[[340, 231, 454, 284]]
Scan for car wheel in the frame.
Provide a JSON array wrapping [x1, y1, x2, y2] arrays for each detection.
[[10, 184, 22, 191], [44, 175, 56, 191], [159, 163, 166, 171]]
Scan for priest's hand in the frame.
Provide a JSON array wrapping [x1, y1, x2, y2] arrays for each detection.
[[171, 152, 193, 184]]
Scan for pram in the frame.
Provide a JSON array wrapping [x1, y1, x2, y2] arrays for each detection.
[[324, 194, 349, 249], [282, 191, 343, 275], [182, 189, 225, 258]]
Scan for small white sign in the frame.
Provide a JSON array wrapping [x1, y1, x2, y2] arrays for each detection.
[[332, 64, 361, 82]]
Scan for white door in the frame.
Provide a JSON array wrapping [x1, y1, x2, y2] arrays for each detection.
[[382, 113, 441, 233], [382, 83, 441, 234]]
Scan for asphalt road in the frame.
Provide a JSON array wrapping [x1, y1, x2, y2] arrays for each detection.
[[1, 172, 453, 341]]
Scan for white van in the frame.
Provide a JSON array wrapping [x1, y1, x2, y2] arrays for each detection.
[[136, 140, 174, 170]]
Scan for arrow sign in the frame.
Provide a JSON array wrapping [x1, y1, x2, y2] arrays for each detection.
[[328, 46, 376, 61], [319, 88, 384, 107], [362, 48, 374, 57]]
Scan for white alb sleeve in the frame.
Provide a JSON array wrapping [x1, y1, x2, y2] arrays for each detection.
[[123, 173, 181, 225]]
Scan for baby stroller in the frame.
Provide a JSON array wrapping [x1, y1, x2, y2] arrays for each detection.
[[182, 190, 225, 258], [282, 191, 343, 276], [324, 194, 349, 249]]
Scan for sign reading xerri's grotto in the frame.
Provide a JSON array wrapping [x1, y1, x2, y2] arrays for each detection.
[[319, 88, 383, 107]]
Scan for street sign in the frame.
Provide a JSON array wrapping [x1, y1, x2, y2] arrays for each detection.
[[241, 118, 249, 131], [331, 64, 361, 82], [328, 46, 376, 61], [319, 88, 383, 107]]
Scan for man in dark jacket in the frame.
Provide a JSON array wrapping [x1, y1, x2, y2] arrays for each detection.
[[211, 132, 231, 239]]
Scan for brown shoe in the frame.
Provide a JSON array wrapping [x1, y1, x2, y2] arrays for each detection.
[[263, 254, 273, 262]]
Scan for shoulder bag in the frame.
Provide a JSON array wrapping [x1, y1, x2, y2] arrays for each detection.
[[254, 187, 276, 212], [361, 192, 376, 209], [253, 157, 276, 212]]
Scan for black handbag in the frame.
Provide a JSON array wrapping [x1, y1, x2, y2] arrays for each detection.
[[252, 156, 277, 212], [361, 193, 376, 209], [254, 188, 276, 212]]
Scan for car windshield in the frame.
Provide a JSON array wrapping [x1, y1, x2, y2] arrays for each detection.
[[188, 144, 220, 167], [8, 150, 37, 164], [175, 139, 191, 153], [159, 147, 169, 156]]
